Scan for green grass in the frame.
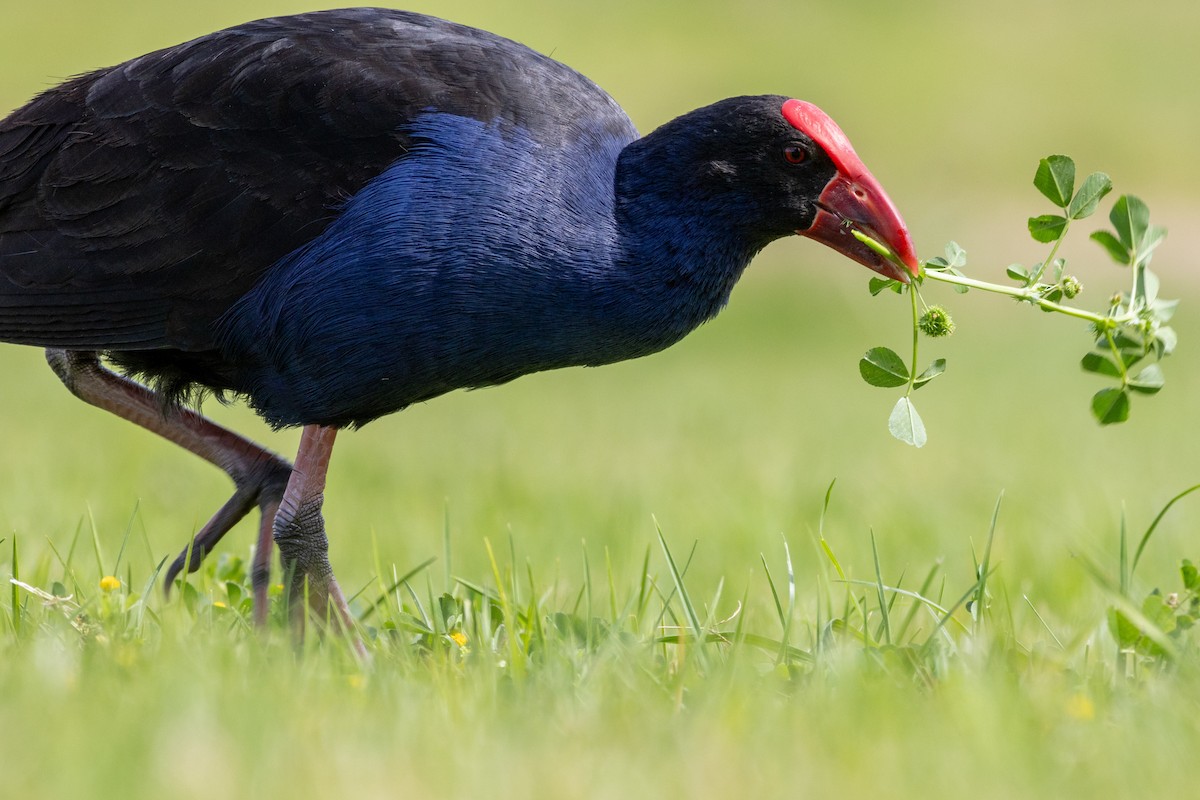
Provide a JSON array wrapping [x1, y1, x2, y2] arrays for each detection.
[[3, 1, 1200, 798], [3, 474, 1199, 799]]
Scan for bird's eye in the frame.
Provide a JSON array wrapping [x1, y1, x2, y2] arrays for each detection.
[[782, 145, 807, 165]]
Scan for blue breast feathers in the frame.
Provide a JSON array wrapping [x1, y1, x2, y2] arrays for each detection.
[[219, 112, 651, 427]]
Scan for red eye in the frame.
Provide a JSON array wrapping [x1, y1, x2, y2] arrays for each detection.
[[783, 145, 806, 165]]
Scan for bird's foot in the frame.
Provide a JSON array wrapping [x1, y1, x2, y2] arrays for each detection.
[[44, 348, 294, 626], [272, 425, 366, 658], [163, 454, 291, 623], [273, 490, 365, 657]]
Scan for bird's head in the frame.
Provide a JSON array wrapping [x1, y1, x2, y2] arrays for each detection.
[[625, 95, 919, 283], [778, 98, 918, 282]]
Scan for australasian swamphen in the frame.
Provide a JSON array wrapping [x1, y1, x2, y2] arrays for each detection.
[[0, 8, 919, 638]]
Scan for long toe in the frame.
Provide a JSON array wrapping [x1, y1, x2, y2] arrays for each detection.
[[272, 425, 365, 656]]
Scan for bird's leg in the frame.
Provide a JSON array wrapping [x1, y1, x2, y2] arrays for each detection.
[[44, 349, 292, 622], [272, 425, 362, 653], [250, 496, 282, 626]]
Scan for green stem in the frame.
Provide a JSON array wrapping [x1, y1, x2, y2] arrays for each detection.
[[1104, 329, 1129, 382], [850, 227, 1131, 331], [1031, 219, 1070, 284], [906, 283, 919, 396], [922, 269, 1123, 328]]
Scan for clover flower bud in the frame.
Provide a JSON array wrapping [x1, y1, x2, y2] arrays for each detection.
[[918, 306, 955, 338]]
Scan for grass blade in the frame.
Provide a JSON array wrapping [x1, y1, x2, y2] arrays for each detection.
[[360, 557, 437, 622], [894, 562, 940, 641], [443, 502, 452, 589], [760, 555, 785, 628], [656, 522, 702, 640], [635, 544, 652, 624], [113, 500, 139, 574], [582, 543, 593, 651], [870, 530, 891, 645], [919, 564, 999, 657], [87, 507, 106, 577], [1023, 595, 1065, 651], [655, 632, 812, 663], [10, 536, 19, 637], [1119, 504, 1129, 595], [837, 579, 962, 627], [605, 547, 618, 623], [1130, 483, 1200, 580], [973, 492, 1003, 629]]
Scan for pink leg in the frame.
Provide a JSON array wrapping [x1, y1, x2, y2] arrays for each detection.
[[251, 496, 281, 627], [45, 349, 292, 620], [272, 425, 364, 655]]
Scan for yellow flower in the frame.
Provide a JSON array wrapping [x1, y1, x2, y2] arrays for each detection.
[[449, 631, 468, 648], [1065, 693, 1095, 721], [99, 576, 121, 592]]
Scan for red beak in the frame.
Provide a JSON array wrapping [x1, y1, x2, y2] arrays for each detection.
[[781, 99, 919, 282], [800, 170, 920, 283]]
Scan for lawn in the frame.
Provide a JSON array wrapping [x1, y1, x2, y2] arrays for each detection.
[[2, 1, 1199, 798]]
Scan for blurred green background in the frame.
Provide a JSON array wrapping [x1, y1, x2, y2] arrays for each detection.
[[0, 0, 1197, 616]]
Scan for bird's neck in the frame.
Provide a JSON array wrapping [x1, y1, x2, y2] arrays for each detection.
[[605, 137, 769, 348]]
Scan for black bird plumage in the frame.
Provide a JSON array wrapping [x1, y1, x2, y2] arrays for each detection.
[[0, 8, 918, 637]]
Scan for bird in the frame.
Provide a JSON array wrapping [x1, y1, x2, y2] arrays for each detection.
[[0, 8, 919, 639]]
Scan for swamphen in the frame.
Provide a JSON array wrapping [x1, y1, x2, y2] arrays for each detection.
[[0, 8, 919, 636]]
